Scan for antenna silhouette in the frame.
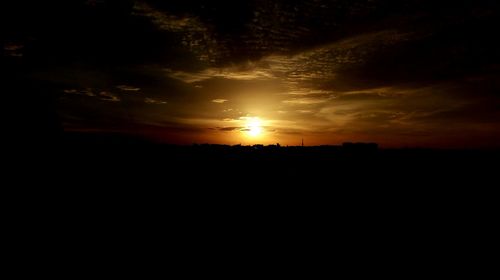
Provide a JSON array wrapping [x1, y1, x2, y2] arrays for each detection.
[[302, 138, 304, 147]]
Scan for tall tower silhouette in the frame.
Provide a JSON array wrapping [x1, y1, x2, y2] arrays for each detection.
[[302, 138, 304, 147]]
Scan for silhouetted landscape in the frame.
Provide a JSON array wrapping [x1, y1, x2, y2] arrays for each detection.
[[50, 131, 498, 174]]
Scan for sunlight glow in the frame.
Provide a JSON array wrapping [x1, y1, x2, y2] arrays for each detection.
[[245, 117, 263, 137]]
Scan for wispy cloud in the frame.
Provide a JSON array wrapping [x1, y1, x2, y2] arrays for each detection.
[[214, 126, 244, 132], [166, 67, 275, 83], [63, 88, 96, 97], [82, 89, 96, 97], [3, 42, 24, 57], [133, 1, 206, 33], [63, 89, 78, 94], [99, 91, 120, 102], [165, 29, 413, 100], [283, 97, 330, 105], [116, 85, 141, 92], [212, 99, 228, 104], [297, 110, 313, 114], [132, 1, 219, 63], [145, 97, 167, 105]]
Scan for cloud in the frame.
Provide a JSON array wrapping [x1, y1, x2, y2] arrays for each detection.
[[3, 44, 23, 51], [3, 42, 24, 57], [145, 97, 167, 105], [283, 97, 330, 105], [132, 1, 206, 33], [166, 67, 275, 83], [286, 89, 333, 96], [164, 28, 414, 104], [116, 85, 141, 92], [82, 89, 96, 97], [214, 127, 243, 132], [99, 91, 120, 102], [63, 88, 96, 97], [212, 99, 228, 104], [132, 1, 220, 63]]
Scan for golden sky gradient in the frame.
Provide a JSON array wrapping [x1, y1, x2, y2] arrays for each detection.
[[4, 1, 500, 148]]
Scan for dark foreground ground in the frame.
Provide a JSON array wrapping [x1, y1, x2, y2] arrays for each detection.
[[5, 132, 497, 271], [10, 131, 498, 211], [8, 131, 499, 211]]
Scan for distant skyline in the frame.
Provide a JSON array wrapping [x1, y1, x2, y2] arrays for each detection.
[[3, 0, 500, 148]]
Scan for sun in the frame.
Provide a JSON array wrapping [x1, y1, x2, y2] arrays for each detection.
[[245, 117, 263, 137]]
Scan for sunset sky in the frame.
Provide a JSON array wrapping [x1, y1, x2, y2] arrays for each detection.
[[3, 0, 500, 147]]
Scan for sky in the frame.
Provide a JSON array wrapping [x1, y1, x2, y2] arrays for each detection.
[[2, 0, 500, 147]]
